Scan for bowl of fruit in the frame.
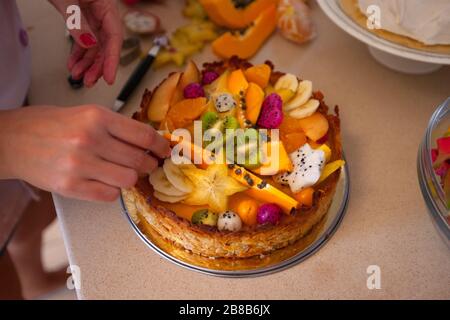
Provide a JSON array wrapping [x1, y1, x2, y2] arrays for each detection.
[[418, 97, 450, 247]]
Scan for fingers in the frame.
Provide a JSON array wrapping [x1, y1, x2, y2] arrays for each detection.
[[97, 136, 158, 174], [70, 48, 99, 80], [107, 115, 171, 159], [83, 52, 104, 87], [84, 158, 138, 189], [101, 8, 123, 84], [68, 43, 86, 71], [67, 179, 120, 202]]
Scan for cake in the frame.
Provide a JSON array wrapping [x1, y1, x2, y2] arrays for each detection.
[[122, 57, 344, 260], [340, 0, 450, 54]]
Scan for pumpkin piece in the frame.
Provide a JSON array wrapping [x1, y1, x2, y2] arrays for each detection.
[[294, 187, 314, 207], [245, 82, 265, 124], [199, 0, 277, 29], [244, 64, 271, 88], [298, 112, 329, 142], [253, 140, 293, 175], [281, 131, 307, 153], [228, 69, 249, 95], [166, 97, 207, 129], [211, 5, 277, 59]]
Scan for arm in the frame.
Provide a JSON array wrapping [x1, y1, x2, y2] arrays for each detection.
[[0, 105, 170, 201]]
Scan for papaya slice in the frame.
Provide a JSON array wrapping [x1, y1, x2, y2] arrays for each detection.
[[199, 0, 277, 29], [211, 5, 277, 59]]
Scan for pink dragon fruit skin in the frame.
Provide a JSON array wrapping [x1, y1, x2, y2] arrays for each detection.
[[201, 71, 220, 85], [257, 93, 283, 129], [437, 137, 450, 154], [183, 83, 205, 99], [431, 148, 439, 163]]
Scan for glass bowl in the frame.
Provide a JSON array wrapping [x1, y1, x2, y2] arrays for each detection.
[[417, 97, 450, 247]]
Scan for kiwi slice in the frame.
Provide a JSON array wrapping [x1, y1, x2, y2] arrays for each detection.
[[234, 128, 262, 168], [191, 209, 218, 227], [223, 116, 239, 130], [201, 111, 219, 132]]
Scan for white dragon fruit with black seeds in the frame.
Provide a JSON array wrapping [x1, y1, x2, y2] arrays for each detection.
[[217, 211, 242, 232], [214, 93, 236, 113], [274, 171, 291, 186], [288, 143, 325, 193]]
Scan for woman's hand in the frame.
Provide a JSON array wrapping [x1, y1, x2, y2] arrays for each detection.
[[0, 106, 170, 202], [49, 0, 123, 87]]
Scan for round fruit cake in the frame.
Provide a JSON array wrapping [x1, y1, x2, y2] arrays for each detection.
[[122, 57, 344, 259]]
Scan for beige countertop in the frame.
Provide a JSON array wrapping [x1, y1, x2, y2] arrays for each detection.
[[19, 0, 450, 299]]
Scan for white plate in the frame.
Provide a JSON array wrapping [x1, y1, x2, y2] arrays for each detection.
[[317, 0, 450, 68]]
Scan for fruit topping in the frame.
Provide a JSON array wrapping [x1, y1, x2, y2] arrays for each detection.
[[147, 72, 181, 122], [289, 99, 320, 119], [166, 97, 207, 129], [149, 167, 187, 197], [171, 60, 201, 105], [228, 69, 249, 95], [284, 80, 313, 111], [437, 137, 450, 154], [244, 64, 271, 89], [257, 203, 282, 225], [183, 83, 205, 99], [297, 112, 329, 142], [153, 191, 187, 203], [317, 160, 345, 184], [217, 211, 242, 232], [316, 144, 332, 163], [235, 198, 259, 226], [229, 166, 299, 213], [275, 143, 325, 193], [234, 128, 262, 169], [281, 131, 307, 153], [162, 158, 195, 193], [181, 164, 248, 212], [293, 187, 314, 207], [253, 140, 293, 175], [191, 209, 218, 227], [202, 71, 220, 85], [201, 111, 220, 132], [257, 93, 284, 129], [274, 73, 298, 93], [214, 93, 237, 113], [245, 82, 265, 125]]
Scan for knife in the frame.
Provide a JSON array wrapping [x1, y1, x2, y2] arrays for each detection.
[[113, 35, 168, 112]]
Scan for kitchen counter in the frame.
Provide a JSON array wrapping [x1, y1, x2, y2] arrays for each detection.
[[18, 0, 450, 299]]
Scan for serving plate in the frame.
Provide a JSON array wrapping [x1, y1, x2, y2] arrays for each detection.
[[317, 0, 450, 73], [121, 162, 350, 277]]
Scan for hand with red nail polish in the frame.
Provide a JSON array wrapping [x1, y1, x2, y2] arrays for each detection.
[[49, 0, 123, 87]]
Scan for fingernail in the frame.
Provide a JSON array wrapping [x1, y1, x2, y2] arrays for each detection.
[[79, 33, 97, 47]]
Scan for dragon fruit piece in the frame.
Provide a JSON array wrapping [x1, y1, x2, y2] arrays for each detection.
[[437, 137, 450, 154], [257, 93, 284, 129], [257, 203, 282, 225], [183, 83, 205, 99], [435, 162, 449, 179], [287, 143, 325, 193], [431, 148, 439, 163], [202, 71, 220, 85]]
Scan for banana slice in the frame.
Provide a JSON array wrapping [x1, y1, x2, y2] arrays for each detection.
[[163, 158, 194, 193], [284, 80, 313, 112], [153, 191, 187, 203], [289, 99, 320, 119], [149, 167, 187, 197], [274, 73, 299, 93]]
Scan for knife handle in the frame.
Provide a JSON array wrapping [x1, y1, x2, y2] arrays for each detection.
[[117, 54, 155, 103]]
